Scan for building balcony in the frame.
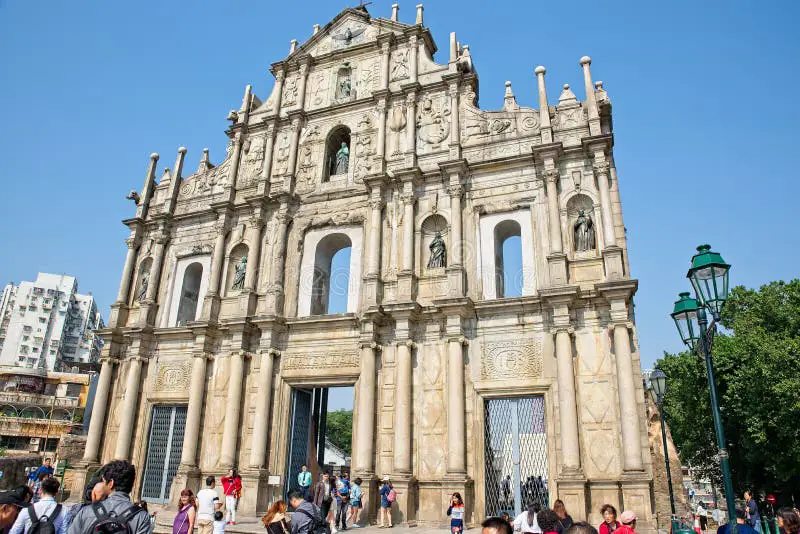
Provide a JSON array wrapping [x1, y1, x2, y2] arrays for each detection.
[[0, 391, 80, 408]]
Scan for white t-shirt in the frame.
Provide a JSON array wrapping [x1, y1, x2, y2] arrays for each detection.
[[514, 511, 542, 533], [197, 488, 220, 521], [214, 519, 226, 534]]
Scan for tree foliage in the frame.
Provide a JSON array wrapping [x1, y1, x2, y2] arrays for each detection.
[[325, 409, 353, 456], [657, 280, 800, 504]]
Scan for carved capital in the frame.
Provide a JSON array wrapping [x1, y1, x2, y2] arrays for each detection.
[[397, 339, 416, 350], [125, 236, 140, 249], [214, 218, 230, 234], [593, 162, 610, 177], [400, 192, 415, 206], [275, 70, 286, 82], [290, 117, 302, 130], [448, 336, 467, 346], [543, 169, 560, 183], [550, 325, 575, 336], [446, 185, 463, 198], [405, 92, 417, 105], [368, 197, 385, 210], [359, 341, 380, 350], [234, 131, 244, 144]]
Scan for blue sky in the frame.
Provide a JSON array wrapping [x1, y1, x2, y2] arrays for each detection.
[[1, 1, 798, 376]]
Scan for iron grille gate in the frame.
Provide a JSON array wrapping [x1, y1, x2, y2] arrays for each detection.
[[141, 405, 187, 503], [484, 396, 549, 518], [285, 388, 313, 498]]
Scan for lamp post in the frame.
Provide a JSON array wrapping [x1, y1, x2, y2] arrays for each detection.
[[648, 369, 677, 526], [670, 244, 736, 534]]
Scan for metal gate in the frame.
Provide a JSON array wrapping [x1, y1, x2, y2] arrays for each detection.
[[285, 388, 313, 497], [141, 405, 187, 503], [484, 396, 549, 518]]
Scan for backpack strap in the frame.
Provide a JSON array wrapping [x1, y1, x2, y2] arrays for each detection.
[[43, 504, 62, 521], [118, 504, 143, 523], [27, 504, 39, 525]]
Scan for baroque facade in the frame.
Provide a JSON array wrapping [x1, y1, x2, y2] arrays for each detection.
[[76, 4, 655, 529]]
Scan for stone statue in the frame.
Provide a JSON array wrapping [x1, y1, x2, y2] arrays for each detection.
[[137, 271, 149, 302], [337, 74, 352, 100], [231, 255, 247, 290], [428, 232, 447, 268], [573, 210, 596, 252], [333, 142, 349, 175]]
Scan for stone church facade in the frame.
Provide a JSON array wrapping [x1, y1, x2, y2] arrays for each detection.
[[76, 4, 656, 529]]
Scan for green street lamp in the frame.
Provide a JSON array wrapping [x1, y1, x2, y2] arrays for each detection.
[[670, 244, 736, 534], [647, 369, 678, 532]]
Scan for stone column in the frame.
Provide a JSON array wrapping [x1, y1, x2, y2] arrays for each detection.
[[244, 217, 264, 291], [544, 169, 563, 253], [219, 351, 246, 468], [273, 70, 286, 111], [286, 116, 302, 189], [249, 349, 276, 469], [266, 206, 290, 313], [260, 124, 277, 194], [208, 220, 228, 296], [393, 340, 413, 475], [297, 62, 310, 110], [448, 83, 461, 159], [555, 328, 581, 472], [228, 132, 245, 189], [446, 337, 466, 475], [448, 185, 463, 266], [376, 98, 388, 162], [354, 343, 377, 474], [83, 358, 114, 462], [614, 322, 644, 471], [180, 353, 208, 467], [367, 195, 383, 277], [379, 40, 391, 90], [594, 162, 617, 246], [144, 233, 167, 302], [401, 192, 415, 272], [409, 35, 418, 83], [405, 91, 416, 164], [116, 236, 139, 303], [114, 357, 143, 460]]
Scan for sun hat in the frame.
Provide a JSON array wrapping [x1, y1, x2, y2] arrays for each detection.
[[620, 511, 637, 525], [382, 475, 390, 481]]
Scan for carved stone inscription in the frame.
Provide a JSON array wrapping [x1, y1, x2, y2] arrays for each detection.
[[482, 339, 543, 380], [282, 352, 359, 370], [153, 360, 191, 392]]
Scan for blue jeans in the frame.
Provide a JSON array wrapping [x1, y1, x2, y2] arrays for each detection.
[[301, 486, 311, 501], [753, 520, 762, 534]]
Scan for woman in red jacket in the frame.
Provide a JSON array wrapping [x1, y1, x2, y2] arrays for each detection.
[[221, 468, 242, 525], [599, 504, 621, 534]]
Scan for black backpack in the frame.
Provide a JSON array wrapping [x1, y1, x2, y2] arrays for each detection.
[[87, 502, 142, 534], [296, 507, 330, 534], [28, 503, 62, 534]]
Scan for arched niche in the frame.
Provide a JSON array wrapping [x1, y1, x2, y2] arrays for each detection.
[[165, 255, 211, 327], [324, 126, 351, 182], [566, 194, 599, 255], [132, 257, 153, 305], [225, 243, 249, 295], [420, 214, 449, 273], [298, 226, 364, 317], [176, 263, 203, 326], [478, 210, 536, 300]]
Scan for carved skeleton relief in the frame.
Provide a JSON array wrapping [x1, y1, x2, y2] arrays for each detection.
[[273, 133, 290, 176], [282, 75, 299, 107], [238, 135, 265, 189]]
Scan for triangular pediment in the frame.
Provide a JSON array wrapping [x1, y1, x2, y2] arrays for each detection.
[[291, 7, 408, 59]]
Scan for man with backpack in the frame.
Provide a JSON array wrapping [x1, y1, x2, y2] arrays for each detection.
[[334, 473, 351, 531], [9, 477, 66, 534], [67, 460, 152, 534], [288, 489, 324, 534]]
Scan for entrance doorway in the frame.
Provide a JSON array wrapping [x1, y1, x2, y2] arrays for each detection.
[[484, 396, 549, 518], [141, 405, 187, 502], [285, 386, 354, 498]]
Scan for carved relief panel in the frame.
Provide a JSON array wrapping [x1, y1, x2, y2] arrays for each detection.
[[481, 339, 543, 380]]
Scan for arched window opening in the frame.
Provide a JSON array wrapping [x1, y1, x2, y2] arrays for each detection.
[[176, 262, 203, 326], [226, 243, 249, 295], [494, 220, 523, 298], [324, 127, 351, 181], [311, 234, 352, 315]]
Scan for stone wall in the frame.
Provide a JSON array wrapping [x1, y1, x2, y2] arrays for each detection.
[[646, 390, 690, 530], [0, 454, 41, 490]]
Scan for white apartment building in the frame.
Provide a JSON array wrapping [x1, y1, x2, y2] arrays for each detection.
[[0, 273, 104, 371]]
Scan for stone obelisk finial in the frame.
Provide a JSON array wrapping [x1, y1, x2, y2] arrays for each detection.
[[534, 66, 552, 143], [580, 56, 601, 135], [416, 4, 424, 25], [391, 3, 399, 21], [289, 39, 298, 54]]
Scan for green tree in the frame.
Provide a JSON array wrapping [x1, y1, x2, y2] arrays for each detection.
[[657, 280, 800, 504], [326, 409, 353, 455]]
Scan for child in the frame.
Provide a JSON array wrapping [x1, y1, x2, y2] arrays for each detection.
[[214, 510, 226, 534], [447, 493, 465, 534]]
